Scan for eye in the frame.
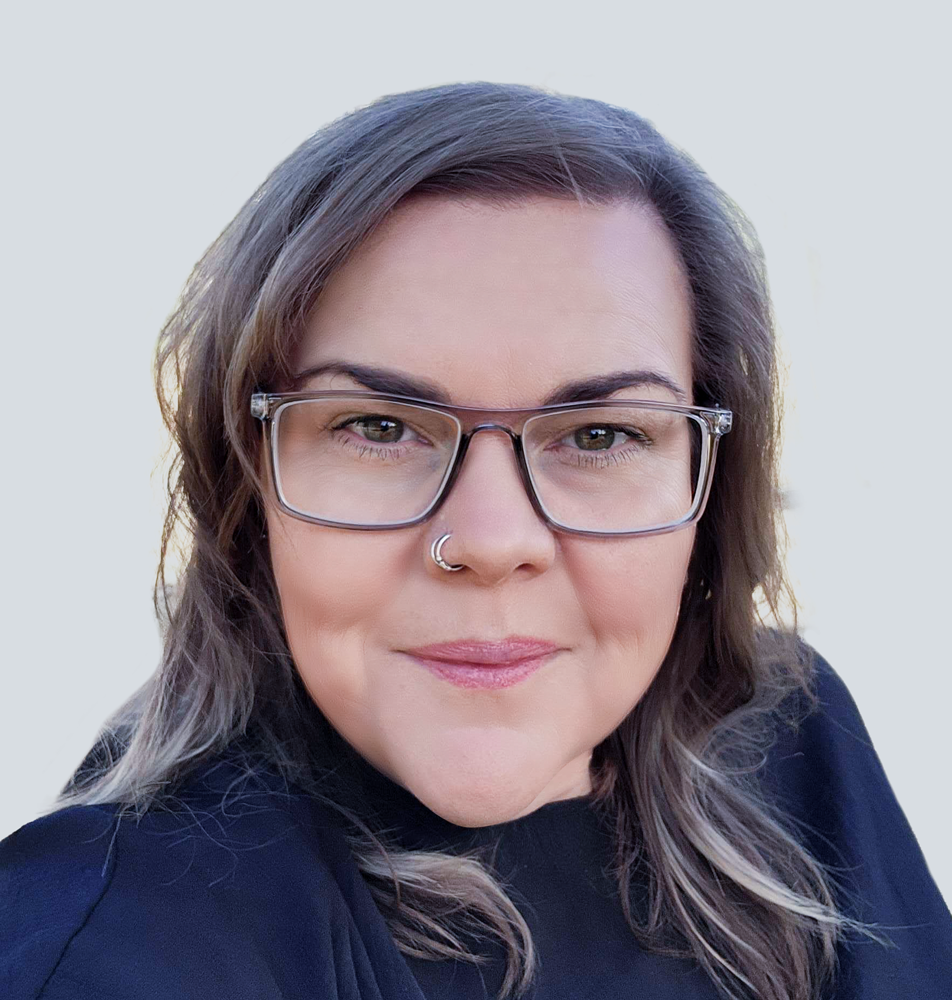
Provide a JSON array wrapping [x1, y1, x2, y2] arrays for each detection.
[[338, 414, 412, 444], [561, 425, 647, 451]]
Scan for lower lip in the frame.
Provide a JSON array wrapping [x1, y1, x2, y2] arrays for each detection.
[[406, 653, 555, 689]]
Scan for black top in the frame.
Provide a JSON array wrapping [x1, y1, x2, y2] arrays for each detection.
[[2, 654, 951, 999]]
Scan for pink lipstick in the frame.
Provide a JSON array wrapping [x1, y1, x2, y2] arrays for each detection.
[[402, 637, 561, 690]]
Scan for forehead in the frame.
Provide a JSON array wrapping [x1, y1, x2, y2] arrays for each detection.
[[298, 196, 694, 407]]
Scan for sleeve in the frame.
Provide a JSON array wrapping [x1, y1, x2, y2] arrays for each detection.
[[0, 806, 120, 1000], [764, 650, 952, 999]]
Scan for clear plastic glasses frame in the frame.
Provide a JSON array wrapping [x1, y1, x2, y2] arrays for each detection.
[[251, 390, 733, 538]]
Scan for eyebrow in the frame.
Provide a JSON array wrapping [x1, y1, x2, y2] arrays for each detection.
[[287, 361, 688, 406]]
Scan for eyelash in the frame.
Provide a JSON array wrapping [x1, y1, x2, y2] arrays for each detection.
[[563, 445, 645, 468], [332, 418, 428, 461], [341, 439, 418, 462]]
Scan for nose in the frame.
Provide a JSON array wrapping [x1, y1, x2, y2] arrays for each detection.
[[427, 428, 557, 585]]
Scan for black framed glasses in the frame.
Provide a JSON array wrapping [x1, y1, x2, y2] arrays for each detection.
[[251, 391, 732, 537]]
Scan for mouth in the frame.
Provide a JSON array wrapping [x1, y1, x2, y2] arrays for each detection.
[[400, 637, 562, 690]]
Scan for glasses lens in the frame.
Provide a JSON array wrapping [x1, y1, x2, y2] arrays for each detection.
[[273, 398, 460, 525], [523, 406, 703, 532]]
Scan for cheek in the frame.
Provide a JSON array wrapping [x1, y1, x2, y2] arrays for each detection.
[[266, 516, 409, 714], [565, 526, 694, 687]]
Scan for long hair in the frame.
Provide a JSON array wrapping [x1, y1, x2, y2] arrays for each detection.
[[54, 82, 875, 1000]]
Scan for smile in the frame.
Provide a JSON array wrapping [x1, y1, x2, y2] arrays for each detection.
[[402, 651, 558, 689]]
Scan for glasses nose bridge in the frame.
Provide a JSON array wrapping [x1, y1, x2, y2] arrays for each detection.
[[443, 420, 540, 515], [458, 421, 526, 468], [459, 421, 529, 469], [467, 421, 522, 443]]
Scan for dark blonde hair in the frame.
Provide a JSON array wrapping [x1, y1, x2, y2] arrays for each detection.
[[57, 82, 877, 1000]]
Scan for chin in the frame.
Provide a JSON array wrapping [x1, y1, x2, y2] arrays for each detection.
[[419, 789, 536, 829], [400, 752, 559, 828]]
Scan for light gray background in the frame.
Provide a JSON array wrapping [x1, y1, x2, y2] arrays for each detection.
[[3, 0, 949, 906]]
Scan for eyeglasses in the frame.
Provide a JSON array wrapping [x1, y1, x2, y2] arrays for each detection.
[[251, 391, 732, 537]]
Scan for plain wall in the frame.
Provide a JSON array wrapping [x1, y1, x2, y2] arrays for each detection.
[[2, 0, 948, 906]]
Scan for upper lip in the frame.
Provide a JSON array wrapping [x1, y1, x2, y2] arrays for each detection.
[[403, 637, 561, 665]]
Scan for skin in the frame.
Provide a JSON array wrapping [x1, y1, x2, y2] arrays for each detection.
[[265, 196, 696, 827]]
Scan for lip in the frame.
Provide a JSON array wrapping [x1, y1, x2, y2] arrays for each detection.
[[401, 637, 562, 690], [404, 637, 561, 665]]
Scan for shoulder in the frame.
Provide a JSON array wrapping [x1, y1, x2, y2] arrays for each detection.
[[762, 646, 917, 860], [766, 648, 875, 776], [762, 646, 952, 996], [1, 804, 121, 999], [763, 647, 897, 827], [0, 757, 360, 1000]]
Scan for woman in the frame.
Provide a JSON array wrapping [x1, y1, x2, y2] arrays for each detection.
[[2, 82, 949, 1000]]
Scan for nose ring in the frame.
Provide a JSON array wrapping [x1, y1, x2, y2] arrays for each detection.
[[431, 532, 464, 572]]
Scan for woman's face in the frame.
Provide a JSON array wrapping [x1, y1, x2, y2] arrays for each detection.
[[266, 196, 696, 827]]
